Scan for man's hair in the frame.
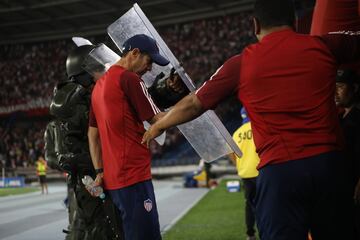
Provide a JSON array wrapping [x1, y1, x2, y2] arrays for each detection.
[[337, 69, 360, 86], [254, 0, 295, 29]]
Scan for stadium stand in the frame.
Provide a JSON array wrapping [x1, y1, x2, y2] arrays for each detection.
[[0, 12, 255, 175]]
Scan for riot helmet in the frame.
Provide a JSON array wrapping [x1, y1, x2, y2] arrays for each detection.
[[66, 45, 95, 79]]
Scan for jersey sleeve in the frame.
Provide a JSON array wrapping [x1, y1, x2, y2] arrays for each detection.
[[120, 71, 160, 122], [195, 54, 242, 110], [89, 106, 97, 128], [320, 31, 360, 64]]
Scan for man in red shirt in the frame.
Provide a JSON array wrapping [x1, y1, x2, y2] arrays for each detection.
[[143, 0, 360, 239], [88, 34, 169, 240]]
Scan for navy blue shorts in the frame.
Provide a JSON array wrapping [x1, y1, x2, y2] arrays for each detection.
[[255, 151, 354, 240], [109, 180, 161, 240]]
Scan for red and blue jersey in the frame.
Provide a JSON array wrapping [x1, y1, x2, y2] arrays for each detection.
[[90, 65, 160, 190]]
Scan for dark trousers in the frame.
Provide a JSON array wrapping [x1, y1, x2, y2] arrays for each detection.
[[243, 177, 257, 237], [66, 183, 121, 240], [355, 203, 360, 239], [109, 180, 161, 240], [255, 151, 355, 240]]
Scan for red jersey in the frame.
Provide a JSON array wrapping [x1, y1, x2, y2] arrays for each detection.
[[311, 0, 360, 74], [311, 0, 360, 35], [196, 29, 360, 168], [90, 65, 160, 190]]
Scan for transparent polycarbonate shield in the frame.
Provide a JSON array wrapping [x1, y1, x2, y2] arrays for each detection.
[[107, 4, 242, 161], [176, 111, 238, 161], [82, 43, 120, 75], [107, 5, 187, 89]]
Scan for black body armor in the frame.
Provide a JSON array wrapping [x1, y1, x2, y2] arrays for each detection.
[[49, 80, 93, 175], [44, 45, 123, 240]]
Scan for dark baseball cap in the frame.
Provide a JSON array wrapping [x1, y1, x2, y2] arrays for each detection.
[[121, 34, 170, 66], [240, 107, 249, 124], [336, 69, 359, 84]]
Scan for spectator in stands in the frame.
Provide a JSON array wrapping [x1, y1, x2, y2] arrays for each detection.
[[36, 155, 48, 194], [142, 0, 360, 238], [0, 123, 46, 169], [229, 107, 259, 240], [335, 69, 360, 238]]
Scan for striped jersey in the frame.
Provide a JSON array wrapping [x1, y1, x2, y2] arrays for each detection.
[[89, 65, 160, 190]]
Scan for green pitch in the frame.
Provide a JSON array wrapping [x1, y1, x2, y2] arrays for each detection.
[[163, 179, 257, 240], [0, 187, 39, 197]]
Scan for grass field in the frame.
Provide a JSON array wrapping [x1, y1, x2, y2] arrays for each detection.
[[163, 179, 257, 240], [0, 187, 39, 197]]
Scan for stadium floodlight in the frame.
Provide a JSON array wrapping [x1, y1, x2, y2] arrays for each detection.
[[107, 4, 242, 162]]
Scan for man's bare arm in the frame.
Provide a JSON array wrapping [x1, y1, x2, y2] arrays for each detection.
[[148, 112, 167, 124], [88, 126, 103, 186], [142, 93, 204, 146], [88, 126, 102, 169]]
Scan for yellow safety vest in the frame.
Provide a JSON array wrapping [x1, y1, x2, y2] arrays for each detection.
[[37, 161, 47, 176], [232, 122, 260, 178]]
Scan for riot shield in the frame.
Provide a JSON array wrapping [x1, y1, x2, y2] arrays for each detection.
[[72, 37, 93, 46], [72, 38, 119, 76], [107, 4, 242, 162], [82, 43, 120, 75]]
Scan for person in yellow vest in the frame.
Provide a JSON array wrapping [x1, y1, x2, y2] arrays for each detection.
[[229, 107, 260, 240], [36, 155, 48, 194]]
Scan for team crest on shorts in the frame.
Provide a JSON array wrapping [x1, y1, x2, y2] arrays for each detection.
[[144, 199, 153, 212]]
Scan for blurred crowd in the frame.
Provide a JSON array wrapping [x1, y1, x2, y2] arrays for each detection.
[[162, 13, 256, 85], [0, 12, 255, 168], [0, 122, 46, 169], [0, 41, 71, 108]]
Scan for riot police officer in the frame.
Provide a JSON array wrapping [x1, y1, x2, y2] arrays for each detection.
[[44, 45, 123, 240]]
